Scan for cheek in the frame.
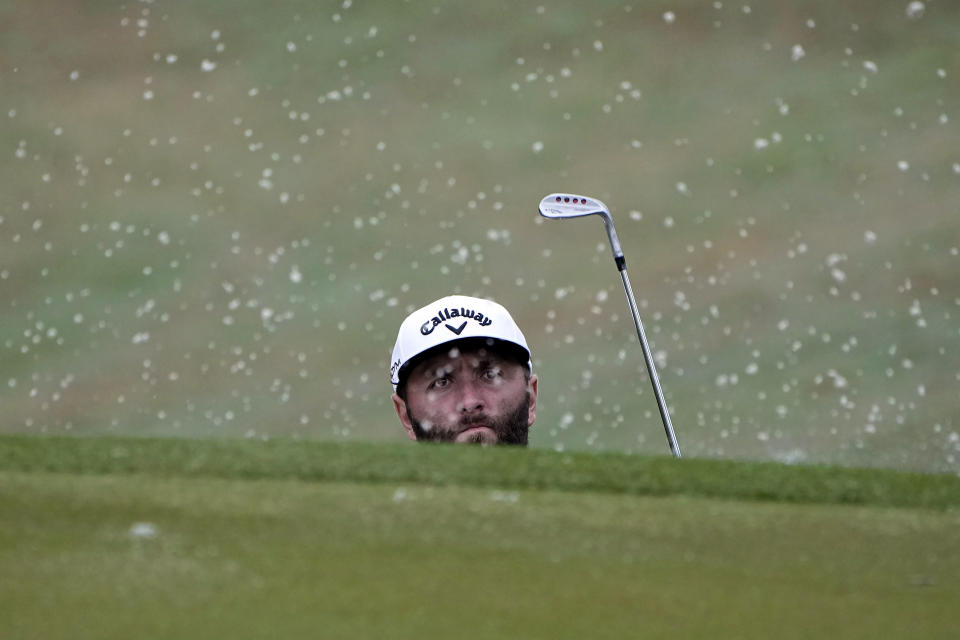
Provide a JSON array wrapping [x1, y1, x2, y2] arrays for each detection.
[[420, 389, 456, 415], [495, 381, 526, 409], [411, 395, 454, 424]]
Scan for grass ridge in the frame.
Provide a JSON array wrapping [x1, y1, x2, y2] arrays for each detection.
[[1, 434, 958, 509]]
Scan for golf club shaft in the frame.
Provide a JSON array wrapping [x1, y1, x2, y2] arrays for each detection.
[[618, 268, 682, 458]]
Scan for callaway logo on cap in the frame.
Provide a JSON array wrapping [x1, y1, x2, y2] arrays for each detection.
[[389, 295, 531, 390]]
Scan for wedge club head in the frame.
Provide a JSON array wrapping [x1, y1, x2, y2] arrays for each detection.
[[538, 193, 610, 219], [539, 193, 624, 266]]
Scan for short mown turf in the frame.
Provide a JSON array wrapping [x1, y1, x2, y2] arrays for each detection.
[[1, 435, 959, 639], [1, 434, 958, 508]]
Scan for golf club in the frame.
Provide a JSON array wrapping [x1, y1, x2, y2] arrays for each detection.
[[538, 193, 682, 458]]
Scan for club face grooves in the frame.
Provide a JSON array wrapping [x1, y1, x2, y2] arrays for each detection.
[[538, 193, 608, 219]]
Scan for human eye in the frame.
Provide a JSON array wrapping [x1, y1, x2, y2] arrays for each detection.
[[428, 375, 451, 390], [481, 366, 502, 381]]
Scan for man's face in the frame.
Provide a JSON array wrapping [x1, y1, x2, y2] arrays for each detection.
[[392, 343, 537, 445]]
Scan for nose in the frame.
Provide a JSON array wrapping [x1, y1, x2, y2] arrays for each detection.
[[456, 380, 485, 414]]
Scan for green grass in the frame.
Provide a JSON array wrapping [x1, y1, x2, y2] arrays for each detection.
[[1, 434, 958, 639], [2, 434, 958, 510]]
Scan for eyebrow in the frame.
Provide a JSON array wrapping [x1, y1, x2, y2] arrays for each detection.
[[417, 354, 507, 380]]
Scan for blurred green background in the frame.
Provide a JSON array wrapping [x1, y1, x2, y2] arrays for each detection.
[[2, 0, 957, 471]]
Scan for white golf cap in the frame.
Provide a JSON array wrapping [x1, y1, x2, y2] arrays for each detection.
[[389, 295, 531, 391]]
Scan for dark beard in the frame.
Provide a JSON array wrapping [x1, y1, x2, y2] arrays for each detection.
[[408, 393, 530, 446]]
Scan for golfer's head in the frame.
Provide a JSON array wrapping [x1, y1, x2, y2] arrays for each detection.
[[389, 295, 536, 445]]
